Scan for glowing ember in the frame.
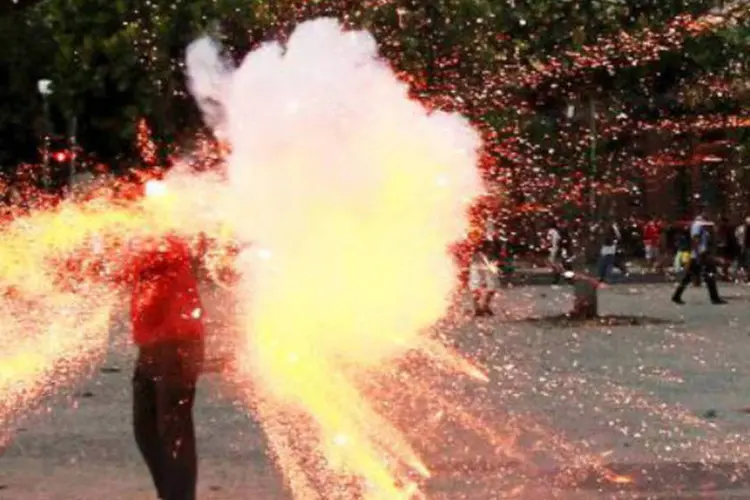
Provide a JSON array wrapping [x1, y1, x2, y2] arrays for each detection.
[[0, 182, 231, 436], [602, 468, 635, 485], [136, 118, 158, 165]]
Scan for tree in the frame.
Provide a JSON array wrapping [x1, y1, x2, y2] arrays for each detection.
[[0, 7, 55, 169], [0, 0, 502, 171], [5, 0, 747, 231], [485, 1, 750, 250]]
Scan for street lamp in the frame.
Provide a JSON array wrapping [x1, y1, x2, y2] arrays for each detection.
[[37, 79, 53, 189], [37, 79, 53, 96]]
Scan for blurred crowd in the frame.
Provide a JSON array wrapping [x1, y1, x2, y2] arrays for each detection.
[[472, 209, 750, 284]]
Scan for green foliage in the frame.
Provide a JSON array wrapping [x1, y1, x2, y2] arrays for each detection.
[[0, 0, 501, 169], [0, 8, 55, 166], [0, 0, 747, 222]]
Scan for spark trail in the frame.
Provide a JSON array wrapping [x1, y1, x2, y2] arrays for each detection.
[[187, 18, 484, 499], [0, 179, 232, 438], [0, 16, 486, 498]]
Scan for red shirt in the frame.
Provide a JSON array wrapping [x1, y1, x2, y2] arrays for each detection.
[[643, 222, 660, 245], [121, 235, 204, 346]]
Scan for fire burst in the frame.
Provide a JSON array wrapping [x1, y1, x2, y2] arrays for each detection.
[[186, 18, 487, 499], [0, 174, 233, 439], [2, 17, 491, 500]]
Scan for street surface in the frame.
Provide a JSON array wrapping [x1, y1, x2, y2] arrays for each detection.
[[3, 283, 750, 499]]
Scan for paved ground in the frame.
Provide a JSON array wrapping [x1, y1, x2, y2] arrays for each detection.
[[3, 283, 750, 499]]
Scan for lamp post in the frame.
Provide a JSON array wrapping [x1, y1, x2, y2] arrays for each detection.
[[37, 79, 53, 189]]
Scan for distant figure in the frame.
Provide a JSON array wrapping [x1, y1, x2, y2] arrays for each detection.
[[547, 220, 562, 284], [597, 222, 618, 283], [672, 211, 725, 305], [735, 216, 750, 281], [716, 216, 738, 281], [610, 219, 629, 276], [643, 218, 661, 270], [558, 221, 573, 264], [470, 224, 502, 316]]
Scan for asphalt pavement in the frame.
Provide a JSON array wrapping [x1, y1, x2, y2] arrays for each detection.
[[3, 283, 750, 499]]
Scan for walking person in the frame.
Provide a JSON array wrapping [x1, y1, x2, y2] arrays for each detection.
[[470, 224, 502, 316], [735, 216, 750, 282], [716, 215, 738, 281], [597, 223, 617, 283], [558, 220, 574, 273], [610, 218, 629, 276], [672, 211, 726, 305], [643, 217, 661, 271], [546, 220, 562, 284]]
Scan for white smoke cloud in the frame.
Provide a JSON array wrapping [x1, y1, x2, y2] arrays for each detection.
[[185, 36, 234, 139], [183, 16, 485, 497], [186, 15, 483, 375]]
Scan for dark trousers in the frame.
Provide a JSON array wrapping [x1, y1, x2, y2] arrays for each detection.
[[672, 258, 721, 302], [597, 254, 615, 282], [133, 339, 204, 500]]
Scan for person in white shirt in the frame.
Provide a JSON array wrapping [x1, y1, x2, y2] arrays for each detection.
[[672, 212, 725, 305], [547, 222, 562, 284]]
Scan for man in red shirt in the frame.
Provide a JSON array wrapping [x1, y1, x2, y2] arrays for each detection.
[[59, 179, 207, 499], [121, 232, 205, 500], [643, 218, 661, 271]]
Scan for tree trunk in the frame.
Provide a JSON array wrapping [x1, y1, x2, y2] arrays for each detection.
[[570, 279, 598, 319]]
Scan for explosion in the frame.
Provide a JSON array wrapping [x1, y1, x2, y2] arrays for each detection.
[[0, 183, 228, 440], [187, 18, 485, 498], [1, 17, 486, 499]]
